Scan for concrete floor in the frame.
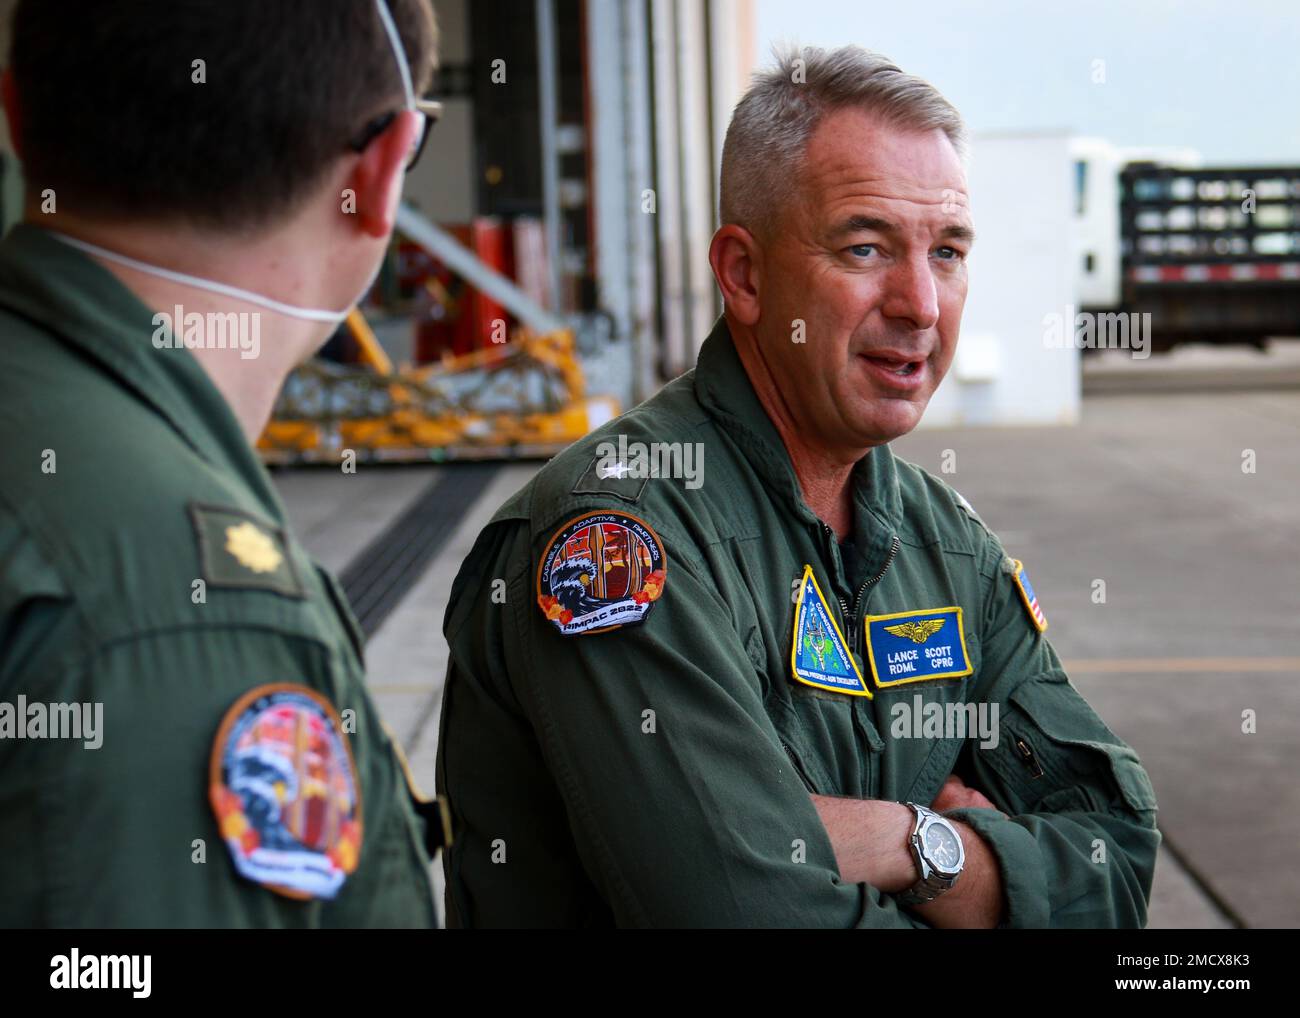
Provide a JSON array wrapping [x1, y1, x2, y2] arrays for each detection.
[[894, 387, 1300, 928], [276, 383, 1298, 928]]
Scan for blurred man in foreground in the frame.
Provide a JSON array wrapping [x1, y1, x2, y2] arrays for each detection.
[[0, 0, 444, 926]]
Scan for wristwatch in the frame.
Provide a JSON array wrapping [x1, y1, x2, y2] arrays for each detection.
[[897, 802, 965, 906]]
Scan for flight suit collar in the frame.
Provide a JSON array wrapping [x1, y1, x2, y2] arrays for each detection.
[[0, 223, 287, 518], [693, 316, 904, 528], [692, 316, 904, 592]]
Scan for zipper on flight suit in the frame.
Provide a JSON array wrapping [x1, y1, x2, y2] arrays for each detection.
[[828, 529, 901, 656], [820, 525, 898, 802]]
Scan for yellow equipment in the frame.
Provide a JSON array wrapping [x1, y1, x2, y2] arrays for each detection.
[[257, 311, 618, 464]]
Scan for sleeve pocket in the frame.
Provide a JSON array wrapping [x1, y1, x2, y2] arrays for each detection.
[[977, 675, 1157, 819]]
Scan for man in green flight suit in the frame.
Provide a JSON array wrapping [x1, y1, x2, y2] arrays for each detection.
[[437, 45, 1160, 928], [0, 0, 445, 926]]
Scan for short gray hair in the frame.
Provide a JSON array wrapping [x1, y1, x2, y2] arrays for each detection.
[[719, 45, 968, 238]]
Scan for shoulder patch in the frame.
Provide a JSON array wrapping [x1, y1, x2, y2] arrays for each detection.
[[190, 502, 306, 598], [1006, 557, 1048, 632], [209, 684, 363, 900], [571, 453, 650, 503], [536, 510, 666, 635]]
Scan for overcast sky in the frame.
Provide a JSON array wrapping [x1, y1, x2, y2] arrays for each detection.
[[756, 0, 1300, 165]]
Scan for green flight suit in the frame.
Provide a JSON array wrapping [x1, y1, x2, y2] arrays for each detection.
[[438, 316, 1160, 928], [0, 224, 437, 927]]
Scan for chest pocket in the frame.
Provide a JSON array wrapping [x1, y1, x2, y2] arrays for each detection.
[[767, 683, 885, 798], [748, 598, 890, 798], [740, 556, 890, 798], [877, 631, 986, 804]]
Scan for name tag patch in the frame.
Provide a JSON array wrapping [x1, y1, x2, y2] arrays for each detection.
[[790, 565, 870, 697], [864, 606, 973, 689]]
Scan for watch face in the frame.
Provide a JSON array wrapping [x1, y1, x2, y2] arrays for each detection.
[[924, 822, 962, 871]]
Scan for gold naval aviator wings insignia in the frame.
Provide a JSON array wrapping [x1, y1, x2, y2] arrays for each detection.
[[224, 521, 283, 574], [882, 618, 946, 644]]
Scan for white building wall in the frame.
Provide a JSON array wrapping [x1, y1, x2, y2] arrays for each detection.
[[923, 131, 1080, 428]]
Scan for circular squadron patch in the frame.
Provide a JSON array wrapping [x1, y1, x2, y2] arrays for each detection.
[[209, 684, 363, 900], [537, 511, 666, 636]]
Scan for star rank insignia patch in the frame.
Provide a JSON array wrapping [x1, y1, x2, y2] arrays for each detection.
[[1009, 558, 1048, 632], [225, 521, 282, 574], [190, 503, 306, 598], [863, 606, 974, 690], [790, 565, 870, 697]]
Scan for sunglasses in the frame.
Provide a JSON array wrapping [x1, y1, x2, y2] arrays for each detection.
[[349, 0, 441, 172], [350, 98, 443, 172]]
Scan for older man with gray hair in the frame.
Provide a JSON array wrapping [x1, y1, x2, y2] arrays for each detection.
[[437, 45, 1159, 928]]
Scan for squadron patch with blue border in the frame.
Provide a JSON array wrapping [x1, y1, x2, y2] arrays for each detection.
[[1010, 558, 1048, 632], [537, 511, 666, 636], [790, 565, 871, 697], [864, 606, 973, 689], [209, 684, 362, 900]]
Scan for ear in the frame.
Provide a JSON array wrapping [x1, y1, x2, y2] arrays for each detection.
[[2, 68, 24, 161], [709, 224, 762, 327], [346, 110, 421, 239]]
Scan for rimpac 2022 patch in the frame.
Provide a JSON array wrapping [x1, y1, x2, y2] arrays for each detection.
[[537, 511, 666, 636], [209, 684, 363, 900]]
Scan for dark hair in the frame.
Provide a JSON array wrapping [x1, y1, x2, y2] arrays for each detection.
[[9, 0, 437, 232]]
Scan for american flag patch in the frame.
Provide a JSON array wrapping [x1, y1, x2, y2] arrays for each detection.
[[1011, 559, 1048, 632]]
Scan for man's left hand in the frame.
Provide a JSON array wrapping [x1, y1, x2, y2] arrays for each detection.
[[931, 773, 1003, 814]]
